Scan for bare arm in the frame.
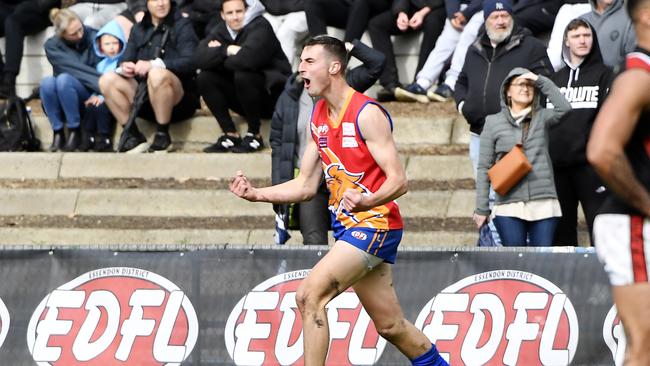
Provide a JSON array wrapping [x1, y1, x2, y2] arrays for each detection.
[[342, 104, 407, 212], [230, 137, 324, 204], [587, 70, 650, 217]]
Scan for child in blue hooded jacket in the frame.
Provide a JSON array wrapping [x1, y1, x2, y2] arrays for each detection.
[[80, 19, 126, 152]]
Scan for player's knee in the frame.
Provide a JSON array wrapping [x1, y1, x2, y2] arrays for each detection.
[[375, 318, 407, 342], [295, 284, 315, 314]]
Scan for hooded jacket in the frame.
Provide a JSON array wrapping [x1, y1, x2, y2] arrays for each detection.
[[121, 3, 199, 95], [44, 25, 101, 93], [455, 25, 553, 135], [475, 67, 571, 215], [93, 20, 127, 74], [195, 13, 291, 92], [549, 19, 613, 168], [582, 0, 636, 68]]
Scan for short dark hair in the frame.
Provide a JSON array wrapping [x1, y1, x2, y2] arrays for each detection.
[[303, 35, 348, 72], [564, 18, 592, 41], [221, 0, 247, 11], [628, 0, 650, 21]]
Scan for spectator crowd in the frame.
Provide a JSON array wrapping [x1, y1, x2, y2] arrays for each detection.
[[0, 0, 638, 246]]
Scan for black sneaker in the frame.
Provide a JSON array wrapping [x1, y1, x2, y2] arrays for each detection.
[[232, 133, 264, 153], [94, 136, 114, 152], [395, 82, 430, 103], [118, 127, 148, 153], [428, 83, 454, 102], [375, 86, 397, 102], [203, 134, 242, 153], [148, 131, 172, 153]]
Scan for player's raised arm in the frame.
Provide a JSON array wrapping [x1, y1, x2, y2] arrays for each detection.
[[230, 137, 323, 204]]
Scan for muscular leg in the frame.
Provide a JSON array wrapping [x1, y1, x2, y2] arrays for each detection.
[[612, 284, 650, 366], [147, 68, 184, 125], [353, 262, 432, 360], [295, 241, 376, 364], [99, 72, 137, 125]]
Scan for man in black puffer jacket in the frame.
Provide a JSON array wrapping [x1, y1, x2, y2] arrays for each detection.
[[270, 39, 385, 244], [100, 0, 199, 153], [549, 18, 613, 246], [196, 0, 291, 153]]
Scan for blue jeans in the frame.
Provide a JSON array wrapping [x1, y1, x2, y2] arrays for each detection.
[[40, 74, 92, 131], [492, 216, 559, 246]]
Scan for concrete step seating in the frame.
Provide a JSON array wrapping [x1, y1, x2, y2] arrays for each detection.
[[1, 97, 494, 247], [0, 113, 591, 247]]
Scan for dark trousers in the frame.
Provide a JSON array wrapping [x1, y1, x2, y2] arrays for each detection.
[[553, 164, 608, 246], [367, 7, 445, 89], [299, 183, 330, 245], [83, 103, 114, 137], [4, 0, 53, 75], [305, 0, 390, 42], [514, 3, 560, 36], [197, 69, 280, 135]]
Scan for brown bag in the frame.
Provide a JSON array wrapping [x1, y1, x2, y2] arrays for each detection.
[[488, 143, 532, 196]]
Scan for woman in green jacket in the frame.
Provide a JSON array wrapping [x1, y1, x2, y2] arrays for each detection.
[[473, 67, 571, 246]]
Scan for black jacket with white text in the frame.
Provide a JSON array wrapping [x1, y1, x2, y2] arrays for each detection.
[[549, 19, 614, 167]]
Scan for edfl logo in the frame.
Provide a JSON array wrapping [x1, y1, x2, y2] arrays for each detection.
[[225, 269, 386, 365], [27, 267, 198, 365], [415, 270, 579, 365]]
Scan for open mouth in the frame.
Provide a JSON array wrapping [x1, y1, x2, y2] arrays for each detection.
[[303, 78, 311, 89]]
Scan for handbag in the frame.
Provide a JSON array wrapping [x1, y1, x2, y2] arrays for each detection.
[[488, 143, 532, 196], [477, 223, 499, 247]]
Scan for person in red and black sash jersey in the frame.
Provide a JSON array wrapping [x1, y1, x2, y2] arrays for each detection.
[[588, 0, 650, 364]]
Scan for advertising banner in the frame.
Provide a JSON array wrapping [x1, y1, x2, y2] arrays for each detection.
[[0, 247, 621, 365]]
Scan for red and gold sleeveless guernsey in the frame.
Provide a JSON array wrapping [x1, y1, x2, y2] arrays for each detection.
[[311, 88, 404, 238]]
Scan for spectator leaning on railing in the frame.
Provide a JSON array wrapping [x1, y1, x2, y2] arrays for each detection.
[[99, 0, 199, 153], [474, 68, 571, 247], [195, 0, 291, 153], [40, 8, 101, 152]]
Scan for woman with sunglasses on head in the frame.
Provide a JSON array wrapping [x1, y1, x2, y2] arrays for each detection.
[[473, 67, 571, 246]]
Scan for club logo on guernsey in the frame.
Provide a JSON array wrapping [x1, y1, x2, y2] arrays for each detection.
[[603, 305, 626, 365], [224, 270, 387, 365], [415, 270, 579, 365], [27, 267, 199, 365], [0, 297, 9, 349], [351, 231, 368, 240]]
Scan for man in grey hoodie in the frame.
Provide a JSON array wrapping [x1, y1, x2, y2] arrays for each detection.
[[583, 0, 637, 68]]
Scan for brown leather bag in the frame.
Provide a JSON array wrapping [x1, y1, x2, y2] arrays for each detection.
[[488, 143, 532, 196]]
